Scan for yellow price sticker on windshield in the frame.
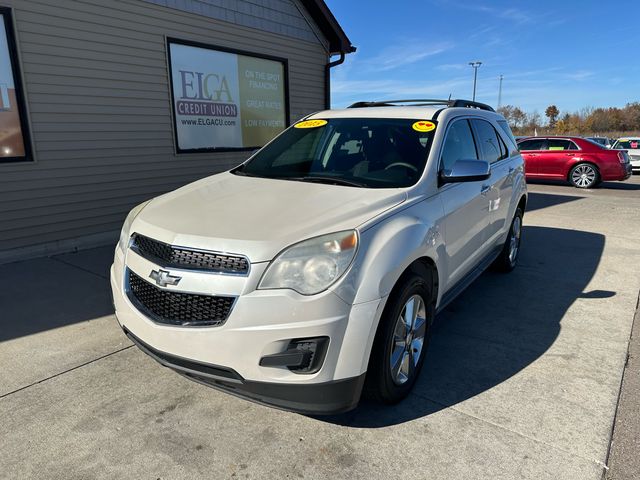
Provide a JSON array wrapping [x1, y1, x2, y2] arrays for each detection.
[[412, 120, 436, 132], [294, 119, 328, 129]]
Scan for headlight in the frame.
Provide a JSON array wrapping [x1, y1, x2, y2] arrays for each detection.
[[258, 230, 358, 295], [117, 201, 150, 252]]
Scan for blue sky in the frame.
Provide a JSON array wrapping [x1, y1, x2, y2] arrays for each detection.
[[325, 0, 640, 116]]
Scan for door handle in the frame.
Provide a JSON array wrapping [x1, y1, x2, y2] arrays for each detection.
[[566, 153, 575, 156], [480, 184, 491, 195], [508, 166, 515, 174]]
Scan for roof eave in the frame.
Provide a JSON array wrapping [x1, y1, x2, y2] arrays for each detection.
[[300, 0, 356, 55]]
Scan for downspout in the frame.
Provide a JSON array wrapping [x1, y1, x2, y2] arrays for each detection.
[[324, 51, 346, 110]]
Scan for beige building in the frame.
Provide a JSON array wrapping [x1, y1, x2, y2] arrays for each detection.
[[0, 0, 353, 262]]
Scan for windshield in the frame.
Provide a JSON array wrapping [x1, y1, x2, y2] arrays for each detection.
[[232, 118, 436, 188], [613, 139, 640, 150]]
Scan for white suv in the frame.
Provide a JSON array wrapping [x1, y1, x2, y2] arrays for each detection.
[[111, 99, 527, 414]]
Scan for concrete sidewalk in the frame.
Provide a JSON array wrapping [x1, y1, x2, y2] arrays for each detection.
[[1, 178, 639, 479]]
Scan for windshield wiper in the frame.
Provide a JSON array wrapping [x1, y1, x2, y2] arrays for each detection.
[[231, 165, 260, 177], [289, 176, 366, 188]]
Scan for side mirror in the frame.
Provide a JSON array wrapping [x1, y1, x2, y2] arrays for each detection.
[[440, 159, 491, 184]]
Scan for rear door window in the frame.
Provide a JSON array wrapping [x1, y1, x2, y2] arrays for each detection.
[[497, 119, 518, 149], [471, 119, 505, 163], [547, 139, 578, 151]]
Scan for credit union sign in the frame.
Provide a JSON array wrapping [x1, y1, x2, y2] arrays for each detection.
[[168, 39, 288, 152]]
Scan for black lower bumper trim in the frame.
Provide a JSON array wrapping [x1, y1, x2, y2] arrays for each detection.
[[124, 328, 243, 383], [124, 328, 365, 415]]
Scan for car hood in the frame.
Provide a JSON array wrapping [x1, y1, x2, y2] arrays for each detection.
[[131, 172, 407, 262]]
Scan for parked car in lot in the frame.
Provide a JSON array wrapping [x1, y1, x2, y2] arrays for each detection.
[[586, 136, 614, 149], [612, 137, 640, 173], [111, 99, 527, 414], [517, 135, 631, 188]]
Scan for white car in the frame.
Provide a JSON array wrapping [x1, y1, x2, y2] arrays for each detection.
[[111, 99, 527, 414], [612, 137, 640, 173]]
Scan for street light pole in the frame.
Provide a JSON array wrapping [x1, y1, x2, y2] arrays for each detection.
[[498, 74, 503, 108], [468, 61, 482, 101]]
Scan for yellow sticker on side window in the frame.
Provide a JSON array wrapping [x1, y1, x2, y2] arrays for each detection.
[[412, 120, 436, 132], [548, 146, 565, 150], [294, 119, 328, 129]]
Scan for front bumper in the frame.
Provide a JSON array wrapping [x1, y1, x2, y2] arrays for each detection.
[[111, 246, 384, 414], [125, 328, 365, 414]]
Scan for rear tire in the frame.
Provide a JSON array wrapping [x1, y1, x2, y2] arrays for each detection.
[[569, 163, 599, 188], [493, 207, 523, 273], [363, 265, 435, 404]]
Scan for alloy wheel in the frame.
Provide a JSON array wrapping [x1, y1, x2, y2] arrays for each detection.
[[571, 164, 597, 188], [389, 294, 427, 385], [509, 215, 522, 265]]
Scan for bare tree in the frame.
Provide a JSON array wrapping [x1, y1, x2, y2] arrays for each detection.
[[512, 107, 527, 129], [526, 111, 542, 133]]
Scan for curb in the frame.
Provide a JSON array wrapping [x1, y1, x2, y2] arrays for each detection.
[[604, 290, 640, 479]]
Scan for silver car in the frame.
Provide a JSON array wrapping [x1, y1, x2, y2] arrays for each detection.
[[111, 99, 527, 414]]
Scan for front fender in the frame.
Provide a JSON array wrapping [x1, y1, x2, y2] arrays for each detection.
[[332, 197, 445, 306]]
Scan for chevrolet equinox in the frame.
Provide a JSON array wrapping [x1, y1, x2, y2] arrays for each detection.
[[111, 99, 528, 414]]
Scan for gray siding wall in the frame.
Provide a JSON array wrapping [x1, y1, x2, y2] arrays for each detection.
[[0, 0, 329, 261], [141, 0, 329, 49]]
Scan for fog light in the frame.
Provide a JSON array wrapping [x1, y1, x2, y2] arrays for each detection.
[[259, 337, 329, 374]]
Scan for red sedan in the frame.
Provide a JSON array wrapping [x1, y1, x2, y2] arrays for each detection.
[[517, 136, 632, 188]]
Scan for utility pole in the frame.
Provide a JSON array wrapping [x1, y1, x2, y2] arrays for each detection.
[[468, 61, 482, 101], [498, 74, 503, 108]]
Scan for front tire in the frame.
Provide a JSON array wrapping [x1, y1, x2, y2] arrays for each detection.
[[364, 265, 435, 404], [569, 163, 599, 188]]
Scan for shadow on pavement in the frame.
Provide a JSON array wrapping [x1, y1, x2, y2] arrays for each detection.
[[526, 192, 584, 212], [527, 178, 640, 191], [599, 180, 640, 190], [0, 252, 114, 342], [317, 225, 607, 427]]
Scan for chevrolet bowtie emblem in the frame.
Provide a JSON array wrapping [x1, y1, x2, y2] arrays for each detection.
[[149, 269, 182, 287]]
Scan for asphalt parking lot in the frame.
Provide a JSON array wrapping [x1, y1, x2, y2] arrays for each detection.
[[1, 176, 639, 480]]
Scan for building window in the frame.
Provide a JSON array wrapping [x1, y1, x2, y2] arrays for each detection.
[[167, 38, 289, 154], [0, 8, 31, 163]]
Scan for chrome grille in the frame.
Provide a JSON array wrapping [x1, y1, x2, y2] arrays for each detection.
[[126, 270, 235, 326], [131, 234, 249, 274]]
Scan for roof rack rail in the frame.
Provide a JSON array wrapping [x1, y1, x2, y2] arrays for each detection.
[[347, 98, 495, 112], [348, 99, 449, 108], [449, 99, 495, 112]]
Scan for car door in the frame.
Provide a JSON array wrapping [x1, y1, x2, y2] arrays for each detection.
[[470, 118, 513, 249], [438, 118, 491, 290], [517, 138, 547, 175], [540, 138, 579, 177]]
